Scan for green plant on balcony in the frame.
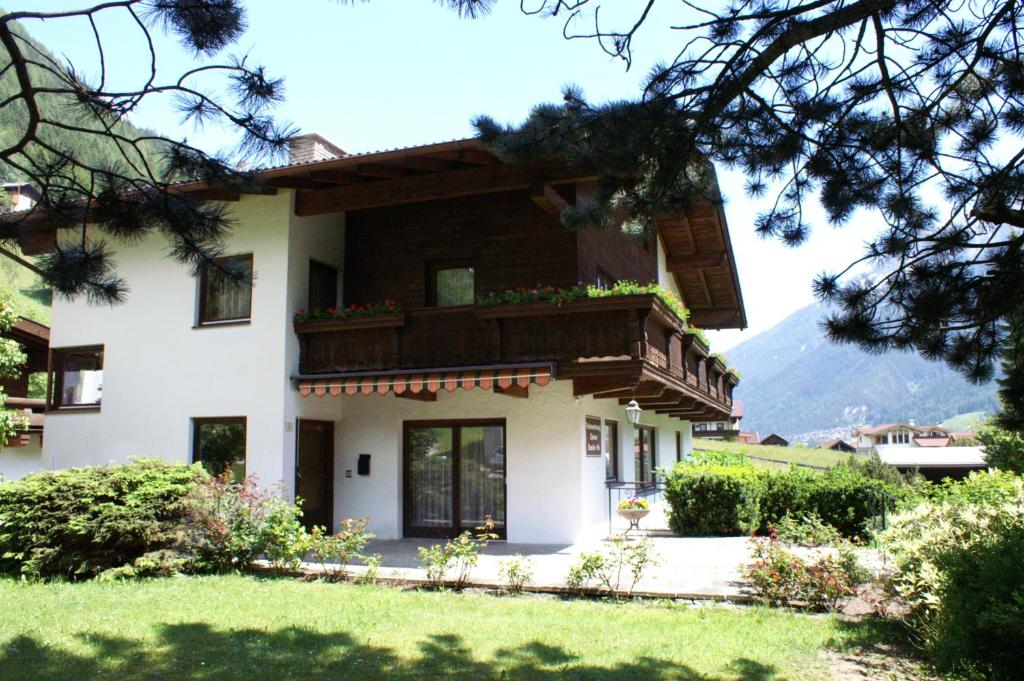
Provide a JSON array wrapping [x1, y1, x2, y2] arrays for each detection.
[[476, 280, 690, 323], [293, 301, 401, 324]]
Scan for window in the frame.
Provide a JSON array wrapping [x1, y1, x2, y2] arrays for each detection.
[[430, 264, 475, 307], [676, 431, 683, 462], [603, 420, 619, 480], [634, 425, 656, 483], [595, 268, 616, 290], [308, 260, 338, 311], [192, 417, 247, 482], [49, 346, 103, 410], [198, 254, 253, 325]]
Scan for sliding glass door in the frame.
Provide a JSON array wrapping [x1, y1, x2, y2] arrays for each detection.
[[404, 420, 506, 538], [634, 425, 656, 484]]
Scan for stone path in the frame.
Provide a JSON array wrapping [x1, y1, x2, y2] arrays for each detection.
[[304, 535, 758, 599]]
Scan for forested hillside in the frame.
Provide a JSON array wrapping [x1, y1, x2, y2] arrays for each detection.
[[729, 303, 999, 437], [0, 20, 163, 184]]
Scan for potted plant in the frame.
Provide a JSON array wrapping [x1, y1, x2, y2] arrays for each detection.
[[616, 496, 651, 532]]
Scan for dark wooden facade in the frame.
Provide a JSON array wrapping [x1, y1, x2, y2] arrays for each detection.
[[343, 189, 657, 310]]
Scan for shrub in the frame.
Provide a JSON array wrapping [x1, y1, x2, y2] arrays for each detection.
[[758, 467, 813, 529], [564, 536, 658, 597], [664, 462, 891, 538], [664, 464, 762, 535], [498, 554, 533, 594], [773, 511, 842, 547], [183, 474, 308, 573], [307, 518, 374, 580], [0, 459, 202, 580], [743, 534, 867, 611], [977, 422, 1024, 474], [687, 449, 750, 467], [880, 472, 1024, 678], [417, 519, 497, 589]]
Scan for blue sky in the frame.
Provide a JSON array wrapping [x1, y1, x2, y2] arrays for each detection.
[[25, 1, 881, 351]]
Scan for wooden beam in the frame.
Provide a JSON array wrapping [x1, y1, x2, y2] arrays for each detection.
[[597, 381, 665, 400], [666, 251, 727, 270], [494, 384, 529, 399], [688, 308, 742, 329], [572, 375, 636, 397], [431, 148, 501, 165], [295, 162, 585, 217], [401, 157, 458, 172], [309, 169, 369, 185], [356, 163, 415, 179], [530, 182, 571, 217], [395, 390, 437, 402]]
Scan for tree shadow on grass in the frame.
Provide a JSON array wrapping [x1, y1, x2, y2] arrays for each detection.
[[0, 623, 784, 681]]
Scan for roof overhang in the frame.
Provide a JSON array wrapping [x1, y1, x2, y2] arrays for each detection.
[[3, 138, 745, 327]]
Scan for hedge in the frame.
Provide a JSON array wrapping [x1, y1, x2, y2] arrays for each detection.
[[0, 459, 203, 579], [664, 465, 763, 535], [664, 462, 894, 538]]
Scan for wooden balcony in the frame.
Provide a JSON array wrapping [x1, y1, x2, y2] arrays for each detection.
[[294, 294, 736, 419]]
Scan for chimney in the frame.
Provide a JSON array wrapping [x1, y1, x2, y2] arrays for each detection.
[[288, 133, 346, 165]]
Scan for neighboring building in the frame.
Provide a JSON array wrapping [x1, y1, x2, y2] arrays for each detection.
[[876, 445, 987, 481], [0, 317, 49, 480], [760, 433, 789, 447], [1, 183, 41, 213], [819, 438, 856, 454], [853, 423, 962, 455], [736, 431, 759, 444], [692, 399, 743, 440], [1, 136, 746, 544]]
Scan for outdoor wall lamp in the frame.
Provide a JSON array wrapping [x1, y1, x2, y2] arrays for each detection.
[[625, 399, 642, 425]]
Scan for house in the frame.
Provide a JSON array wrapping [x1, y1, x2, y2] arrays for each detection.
[[759, 433, 789, 447], [736, 431, 759, 444], [692, 399, 743, 440], [0, 135, 746, 544], [853, 423, 956, 455], [1, 183, 41, 213], [819, 438, 856, 454], [0, 317, 49, 480], [875, 445, 987, 481]]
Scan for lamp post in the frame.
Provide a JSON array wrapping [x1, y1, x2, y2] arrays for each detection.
[[625, 399, 642, 426]]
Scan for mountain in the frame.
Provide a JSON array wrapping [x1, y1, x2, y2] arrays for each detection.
[[727, 302, 999, 439], [0, 20, 164, 184]]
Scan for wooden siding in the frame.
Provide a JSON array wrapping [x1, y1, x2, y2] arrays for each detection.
[[343, 189, 578, 310], [576, 222, 658, 287]]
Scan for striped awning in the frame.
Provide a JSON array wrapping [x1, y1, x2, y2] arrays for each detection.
[[297, 364, 554, 397]]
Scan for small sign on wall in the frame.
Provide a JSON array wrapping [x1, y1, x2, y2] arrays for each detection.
[[585, 416, 602, 457]]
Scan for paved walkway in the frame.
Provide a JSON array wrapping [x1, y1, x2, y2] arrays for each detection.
[[306, 536, 758, 599]]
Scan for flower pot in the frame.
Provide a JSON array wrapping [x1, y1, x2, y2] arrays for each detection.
[[616, 508, 651, 522]]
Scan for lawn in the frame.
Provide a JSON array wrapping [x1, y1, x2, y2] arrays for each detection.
[[0, 575, 921, 680], [693, 438, 851, 470]]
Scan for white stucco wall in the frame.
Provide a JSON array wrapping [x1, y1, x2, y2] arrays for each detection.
[[42, 193, 296, 487], [0, 434, 48, 481], [656, 234, 683, 300], [321, 381, 691, 545]]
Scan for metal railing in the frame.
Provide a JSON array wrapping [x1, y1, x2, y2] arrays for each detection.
[[606, 480, 668, 535]]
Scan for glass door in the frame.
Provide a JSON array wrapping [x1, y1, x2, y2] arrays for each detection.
[[404, 421, 505, 538], [634, 425, 656, 484]]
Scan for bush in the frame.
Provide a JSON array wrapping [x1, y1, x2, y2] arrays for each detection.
[[743, 534, 867, 611], [977, 422, 1024, 474], [664, 464, 762, 535], [0, 459, 201, 580], [664, 462, 893, 538], [773, 511, 842, 547], [307, 518, 374, 580], [758, 467, 813, 529], [417, 519, 497, 590], [880, 471, 1024, 678], [498, 554, 533, 594], [687, 449, 750, 467], [564, 536, 658, 597], [183, 474, 309, 573]]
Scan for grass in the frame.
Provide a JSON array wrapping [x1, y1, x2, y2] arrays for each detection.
[[693, 438, 851, 470], [0, 575, 917, 680], [940, 411, 990, 431]]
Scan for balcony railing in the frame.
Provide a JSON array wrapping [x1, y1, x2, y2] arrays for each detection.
[[294, 294, 734, 410]]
